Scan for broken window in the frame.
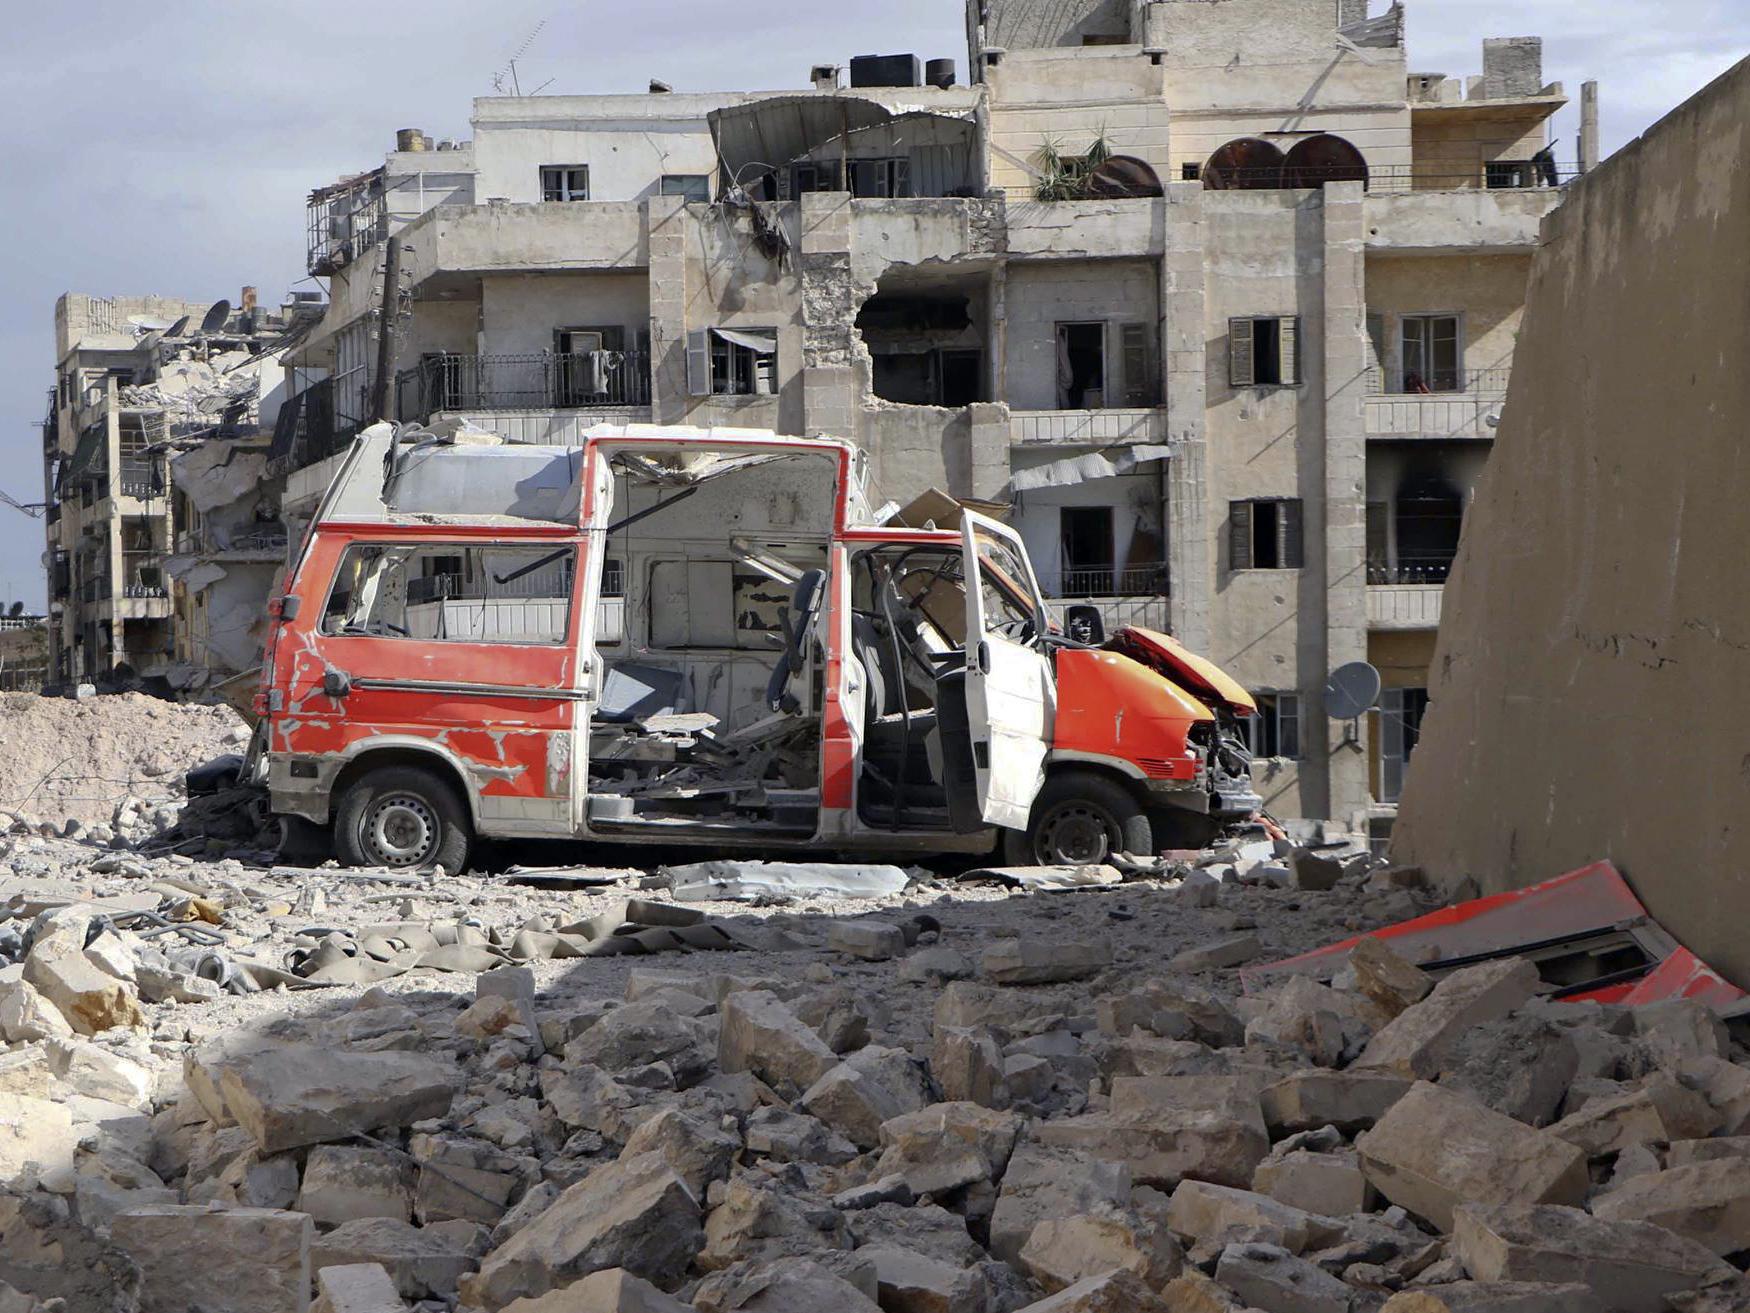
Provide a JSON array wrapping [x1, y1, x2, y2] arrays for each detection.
[[1400, 315, 1460, 392], [1242, 693, 1302, 760], [1378, 686, 1429, 802], [1229, 499, 1304, 571], [1059, 507, 1116, 596], [321, 543, 576, 645], [1120, 323, 1160, 406], [660, 174, 712, 202], [790, 161, 843, 196], [848, 158, 912, 198], [1056, 323, 1106, 409], [1230, 317, 1300, 387], [687, 328, 777, 397], [539, 166, 590, 202]]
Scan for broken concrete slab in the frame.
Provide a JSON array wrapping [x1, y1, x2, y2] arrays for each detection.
[[860, 1243, 991, 1313], [826, 920, 907, 961], [311, 1216, 479, 1302], [745, 1107, 856, 1166], [1214, 1241, 1353, 1313], [697, 1177, 853, 1272], [111, 1204, 312, 1313], [410, 1132, 524, 1226], [1259, 1069, 1413, 1136], [981, 939, 1109, 985], [1289, 849, 1346, 893], [0, 1094, 73, 1186], [1167, 933, 1263, 972], [1033, 1105, 1268, 1191], [22, 930, 145, 1036], [462, 1152, 702, 1310], [875, 1102, 1023, 1197], [0, 979, 72, 1044], [1166, 1179, 1316, 1255], [1436, 1013, 1579, 1127], [1356, 957, 1540, 1078], [692, 1256, 881, 1312], [1451, 1202, 1733, 1313], [719, 991, 839, 1097], [1253, 1149, 1372, 1217], [312, 1264, 407, 1313], [1348, 936, 1433, 1016], [1019, 1210, 1183, 1293], [1356, 1081, 1588, 1230], [1010, 1269, 1172, 1312], [1095, 980, 1244, 1047], [1548, 1074, 1720, 1156], [802, 1045, 930, 1149], [498, 1268, 692, 1313], [1243, 976, 1368, 1067], [989, 1133, 1131, 1264], [219, 1045, 461, 1154], [45, 1040, 152, 1107], [932, 1026, 1008, 1108], [1591, 1159, 1750, 1257], [299, 1145, 416, 1226]]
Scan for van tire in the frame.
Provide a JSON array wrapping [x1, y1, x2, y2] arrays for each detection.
[[1002, 769, 1152, 866], [334, 765, 472, 874]]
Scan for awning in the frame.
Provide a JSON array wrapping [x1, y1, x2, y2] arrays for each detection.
[[708, 90, 979, 187], [712, 327, 778, 354], [1010, 443, 1174, 492], [60, 424, 106, 488]]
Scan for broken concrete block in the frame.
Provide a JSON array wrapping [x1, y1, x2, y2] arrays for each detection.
[[45, 1040, 152, 1107], [462, 1152, 702, 1310], [1214, 1242, 1352, 1313], [218, 1045, 461, 1154], [565, 1001, 711, 1080], [1549, 1074, 1721, 1156], [0, 1093, 74, 1186], [1019, 1211, 1183, 1292], [1010, 1269, 1172, 1312], [111, 1204, 312, 1313], [300, 1145, 416, 1226], [719, 991, 839, 1097], [312, 1216, 478, 1302], [932, 1026, 1008, 1107], [1253, 1149, 1372, 1217], [621, 1106, 742, 1192], [1632, 999, 1729, 1062], [1095, 980, 1244, 1047], [22, 930, 145, 1036], [1665, 1275, 1750, 1313], [1243, 976, 1365, 1067], [0, 978, 73, 1043], [1259, 1069, 1412, 1136], [802, 1046, 930, 1149], [1289, 848, 1345, 892], [692, 1257, 881, 1313], [1380, 1287, 1601, 1313], [0, 1048, 53, 1097], [1356, 957, 1540, 1078], [898, 947, 976, 984], [981, 939, 1109, 985], [1667, 1136, 1750, 1167], [1436, 1013, 1579, 1127], [1034, 1105, 1268, 1191], [697, 1177, 852, 1272], [1451, 1202, 1733, 1313], [860, 1243, 991, 1313], [410, 1132, 523, 1225], [1168, 933, 1263, 972], [875, 1102, 1023, 1197], [1592, 1159, 1750, 1257], [989, 1134, 1132, 1264], [745, 1107, 857, 1166], [1108, 1073, 1270, 1125], [313, 1263, 407, 1313], [827, 920, 907, 961], [1356, 1081, 1588, 1230], [497, 1268, 692, 1312], [1165, 1179, 1315, 1254], [1349, 936, 1433, 1016]]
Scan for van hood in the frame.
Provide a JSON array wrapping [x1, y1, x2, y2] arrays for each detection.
[[1106, 627, 1257, 718]]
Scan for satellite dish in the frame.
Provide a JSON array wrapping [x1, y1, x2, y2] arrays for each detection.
[[128, 315, 173, 331], [1323, 661, 1382, 721], [198, 300, 232, 334], [1202, 137, 1287, 190], [1082, 155, 1164, 199], [166, 315, 191, 338]]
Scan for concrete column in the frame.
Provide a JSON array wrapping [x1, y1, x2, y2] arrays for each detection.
[[797, 193, 863, 442], [1579, 82, 1601, 174], [1320, 182, 1371, 828], [988, 263, 1008, 406], [1162, 186, 1211, 651], [645, 195, 690, 425]]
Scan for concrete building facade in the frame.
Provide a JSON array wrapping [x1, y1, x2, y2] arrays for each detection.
[[277, 0, 1596, 833]]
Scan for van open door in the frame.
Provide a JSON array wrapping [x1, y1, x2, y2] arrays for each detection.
[[955, 510, 1056, 830]]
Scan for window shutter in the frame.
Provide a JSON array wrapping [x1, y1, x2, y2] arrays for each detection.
[[1229, 318, 1254, 387], [894, 157, 912, 198], [1279, 693, 1301, 760], [1230, 500, 1254, 571], [1380, 688, 1405, 802], [685, 330, 712, 397], [1121, 324, 1157, 407], [1279, 499, 1305, 569], [1280, 316, 1300, 385]]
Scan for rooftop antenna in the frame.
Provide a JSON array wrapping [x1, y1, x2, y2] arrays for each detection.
[[492, 19, 548, 96]]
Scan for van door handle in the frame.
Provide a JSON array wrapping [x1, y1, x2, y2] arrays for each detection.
[[322, 668, 353, 699], [977, 640, 991, 674]]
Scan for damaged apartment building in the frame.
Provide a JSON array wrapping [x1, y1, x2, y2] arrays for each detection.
[[274, 0, 1598, 835], [42, 290, 322, 692]]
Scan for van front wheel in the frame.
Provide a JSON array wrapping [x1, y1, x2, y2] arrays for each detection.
[[334, 766, 472, 873], [1001, 770, 1152, 866]]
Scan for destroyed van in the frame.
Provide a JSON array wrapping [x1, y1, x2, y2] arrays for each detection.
[[255, 426, 1262, 872]]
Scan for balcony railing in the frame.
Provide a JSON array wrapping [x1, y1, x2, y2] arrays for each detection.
[[396, 352, 653, 422], [1048, 563, 1170, 599], [122, 553, 168, 599], [307, 176, 388, 276], [117, 459, 165, 499], [1190, 162, 1578, 193], [1367, 554, 1455, 586], [1366, 368, 1510, 396]]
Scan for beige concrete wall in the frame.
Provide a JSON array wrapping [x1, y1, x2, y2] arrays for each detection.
[[479, 273, 648, 356], [1002, 258, 1160, 411], [1409, 104, 1556, 187], [1364, 251, 1531, 383], [1392, 56, 1750, 985]]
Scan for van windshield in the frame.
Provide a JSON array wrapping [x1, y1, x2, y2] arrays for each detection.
[[321, 543, 576, 645]]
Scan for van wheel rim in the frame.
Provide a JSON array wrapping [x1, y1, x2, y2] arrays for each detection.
[[365, 794, 438, 867], [1036, 803, 1112, 864]]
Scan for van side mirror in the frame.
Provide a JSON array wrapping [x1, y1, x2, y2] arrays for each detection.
[[322, 668, 352, 699], [1065, 605, 1105, 645], [271, 595, 301, 621]]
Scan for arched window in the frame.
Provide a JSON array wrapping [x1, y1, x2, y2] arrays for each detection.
[[1282, 134, 1369, 189], [1201, 138, 1287, 191]]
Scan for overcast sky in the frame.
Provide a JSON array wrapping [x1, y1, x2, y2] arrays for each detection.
[[1, 1, 1744, 608]]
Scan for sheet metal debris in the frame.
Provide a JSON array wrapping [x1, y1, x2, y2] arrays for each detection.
[[662, 860, 912, 903]]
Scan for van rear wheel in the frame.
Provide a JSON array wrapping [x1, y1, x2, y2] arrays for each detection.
[[1002, 769, 1152, 866], [334, 765, 472, 873]]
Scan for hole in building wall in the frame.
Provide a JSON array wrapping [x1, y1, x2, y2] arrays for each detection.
[[856, 270, 988, 407]]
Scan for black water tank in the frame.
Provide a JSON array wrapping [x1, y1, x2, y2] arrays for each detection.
[[850, 53, 923, 88], [925, 58, 956, 89]]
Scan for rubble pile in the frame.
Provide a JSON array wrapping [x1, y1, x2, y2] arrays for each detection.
[[0, 830, 1746, 1312], [0, 693, 248, 837]]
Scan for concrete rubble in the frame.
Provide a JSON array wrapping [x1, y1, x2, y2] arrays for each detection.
[[0, 728, 1747, 1312]]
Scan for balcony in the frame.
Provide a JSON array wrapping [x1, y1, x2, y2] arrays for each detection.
[[1365, 368, 1507, 441], [1010, 408, 1169, 447], [1367, 554, 1451, 631], [396, 352, 653, 424], [1043, 563, 1170, 639], [308, 172, 388, 276]]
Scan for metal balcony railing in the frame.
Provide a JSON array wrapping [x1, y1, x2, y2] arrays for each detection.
[[1368, 554, 1455, 585], [307, 177, 388, 276], [117, 459, 165, 499], [1366, 367, 1511, 396], [122, 554, 168, 599], [396, 351, 653, 420], [1049, 563, 1170, 599], [1186, 162, 1579, 193]]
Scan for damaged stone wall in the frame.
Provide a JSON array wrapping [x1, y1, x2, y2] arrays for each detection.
[[1392, 56, 1750, 986]]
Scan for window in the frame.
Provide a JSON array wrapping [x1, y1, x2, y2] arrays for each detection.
[[1230, 316, 1300, 387], [1243, 693, 1301, 760], [1059, 507, 1115, 596], [1379, 686, 1430, 801], [848, 158, 912, 198], [322, 543, 575, 645], [1400, 315, 1460, 392], [1120, 323, 1159, 406], [1056, 322, 1106, 408], [660, 174, 712, 203], [1229, 498, 1304, 570], [539, 166, 590, 202], [789, 161, 842, 196], [686, 328, 778, 397], [1181, 162, 1202, 181], [555, 327, 626, 406]]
